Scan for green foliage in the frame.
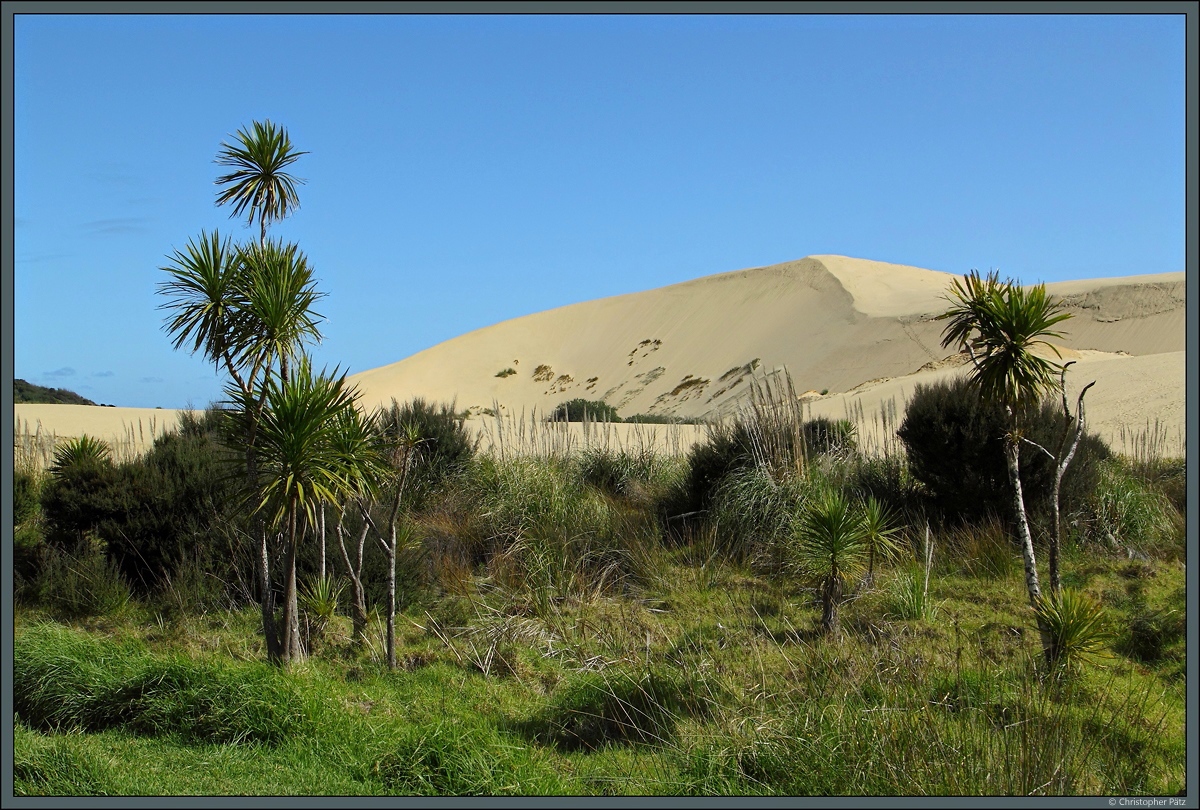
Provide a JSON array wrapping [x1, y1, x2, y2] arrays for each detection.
[[495, 367, 516, 378], [1088, 458, 1183, 558], [14, 468, 43, 526], [376, 397, 478, 507], [1034, 588, 1113, 675], [885, 568, 940, 621], [572, 446, 679, 501], [374, 722, 568, 795], [14, 378, 98, 405], [214, 119, 307, 240], [548, 398, 622, 423], [707, 465, 811, 570], [801, 417, 857, 456], [898, 378, 1109, 526], [527, 665, 719, 750], [50, 435, 113, 475], [790, 489, 871, 634], [34, 547, 133, 619], [14, 623, 311, 745], [621, 413, 702, 424], [938, 269, 1072, 413]]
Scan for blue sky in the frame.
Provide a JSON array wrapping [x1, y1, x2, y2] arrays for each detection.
[[12, 13, 1186, 409]]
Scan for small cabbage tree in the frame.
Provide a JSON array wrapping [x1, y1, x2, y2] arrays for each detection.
[[791, 490, 870, 636]]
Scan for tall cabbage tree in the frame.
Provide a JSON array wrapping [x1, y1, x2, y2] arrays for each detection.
[[158, 121, 322, 664], [938, 269, 1072, 608]]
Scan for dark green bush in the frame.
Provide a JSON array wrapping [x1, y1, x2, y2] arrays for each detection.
[[897, 378, 1109, 528], [802, 417, 857, 456], [548, 398, 622, 423], [14, 469, 42, 525], [377, 398, 478, 508], [34, 547, 132, 619]]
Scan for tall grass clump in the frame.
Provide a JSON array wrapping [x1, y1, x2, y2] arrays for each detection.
[[35, 546, 133, 619], [1087, 458, 1184, 559], [524, 664, 722, 751], [14, 623, 313, 745], [374, 720, 571, 795], [459, 456, 659, 604]]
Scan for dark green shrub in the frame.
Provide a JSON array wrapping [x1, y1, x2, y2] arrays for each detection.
[[40, 453, 121, 551], [377, 398, 479, 508], [14, 469, 42, 525], [802, 417, 857, 456], [897, 378, 1109, 528], [548, 398, 622, 423]]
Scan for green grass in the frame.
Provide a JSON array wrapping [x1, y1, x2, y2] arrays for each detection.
[[12, 442, 1187, 797]]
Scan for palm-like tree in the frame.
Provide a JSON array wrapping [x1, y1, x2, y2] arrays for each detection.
[[938, 269, 1072, 607], [860, 495, 901, 587], [792, 490, 870, 636], [236, 359, 368, 663], [232, 239, 325, 387], [215, 120, 308, 247]]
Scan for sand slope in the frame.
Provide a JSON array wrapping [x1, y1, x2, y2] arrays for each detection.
[[346, 255, 1185, 449], [14, 256, 1185, 457]]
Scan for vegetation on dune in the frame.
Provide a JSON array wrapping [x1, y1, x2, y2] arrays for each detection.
[[11, 126, 1185, 796], [15, 378, 99, 405]]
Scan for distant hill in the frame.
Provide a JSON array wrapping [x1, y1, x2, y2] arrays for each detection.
[[14, 379, 98, 406]]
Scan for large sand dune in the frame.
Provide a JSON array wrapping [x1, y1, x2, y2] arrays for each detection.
[[347, 255, 1185, 450], [14, 255, 1186, 457]]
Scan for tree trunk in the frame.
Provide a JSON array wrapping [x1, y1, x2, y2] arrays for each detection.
[[335, 507, 370, 646], [1006, 436, 1041, 605], [318, 502, 326, 581], [1007, 433, 1056, 665], [821, 577, 841, 636], [258, 524, 280, 663], [280, 500, 303, 663], [387, 525, 397, 670]]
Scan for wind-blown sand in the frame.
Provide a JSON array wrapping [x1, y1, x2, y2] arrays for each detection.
[[14, 255, 1185, 458]]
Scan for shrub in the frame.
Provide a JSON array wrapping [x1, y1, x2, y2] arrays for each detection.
[[1035, 588, 1113, 675], [377, 398, 479, 508], [897, 378, 1109, 527], [34, 547, 132, 619], [548, 398, 622, 423], [802, 417, 857, 456]]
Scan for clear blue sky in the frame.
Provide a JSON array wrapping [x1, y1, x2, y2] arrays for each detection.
[[12, 13, 1185, 409]]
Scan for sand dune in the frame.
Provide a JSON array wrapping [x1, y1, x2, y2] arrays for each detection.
[[346, 255, 1185, 449], [15, 255, 1185, 458]]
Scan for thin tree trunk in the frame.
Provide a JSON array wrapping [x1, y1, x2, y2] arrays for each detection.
[[318, 502, 326, 581], [335, 505, 370, 645], [387, 534, 397, 670], [258, 524, 280, 663], [1006, 436, 1041, 605]]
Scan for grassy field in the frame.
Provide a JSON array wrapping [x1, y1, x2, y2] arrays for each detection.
[[13, 536, 1186, 796], [11, 396, 1188, 797]]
